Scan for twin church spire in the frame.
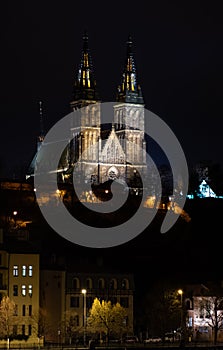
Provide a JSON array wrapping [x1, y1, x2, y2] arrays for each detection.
[[117, 35, 144, 104], [71, 32, 144, 107], [71, 31, 99, 109]]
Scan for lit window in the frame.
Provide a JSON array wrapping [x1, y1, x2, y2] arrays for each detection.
[[28, 265, 33, 277], [21, 285, 26, 296], [28, 285, 32, 297], [22, 265, 26, 277], [13, 265, 18, 277], [188, 316, 193, 327]]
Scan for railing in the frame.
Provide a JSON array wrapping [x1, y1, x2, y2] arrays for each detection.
[[66, 288, 133, 295]]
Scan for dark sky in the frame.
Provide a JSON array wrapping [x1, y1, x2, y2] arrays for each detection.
[[1, 1, 223, 178]]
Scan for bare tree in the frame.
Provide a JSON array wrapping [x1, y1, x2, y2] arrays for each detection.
[[199, 296, 223, 344], [138, 282, 182, 338], [32, 307, 53, 341], [60, 310, 80, 345]]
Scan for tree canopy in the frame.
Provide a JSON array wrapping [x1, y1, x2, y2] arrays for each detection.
[[87, 298, 127, 341]]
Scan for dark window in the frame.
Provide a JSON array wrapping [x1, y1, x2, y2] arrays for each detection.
[[22, 325, 25, 335], [75, 315, 79, 326], [110, 297, 117, 305], [110, 280, 115, 290], [120, 297, 129, 308], [22, 304, 26, 316], [14, 305, 18, 316], [186, 300, 191, 310], [13, 285, 18, 296], [29, 305, 32, 316], [87, 296, 93, 308], [72, 278, 78, 289], [70, 296, 79, 307], [0, 254, 2, 265], [98, 279, 104, 289], [121, 279, 127, 289], [28, 325, 32, 336], [13, 325, 17, 335], [86, 279, 91, 289]]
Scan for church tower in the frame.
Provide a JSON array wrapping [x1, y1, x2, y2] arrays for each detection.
[[69, 32, 101, 182], [113, 35, 147, 189]]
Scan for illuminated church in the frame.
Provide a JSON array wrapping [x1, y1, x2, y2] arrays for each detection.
[[28, 33, 148, 192]]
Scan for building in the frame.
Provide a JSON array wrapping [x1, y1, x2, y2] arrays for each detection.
[[40, 266, 134, 344], [27, 32, 148, 194], [0, 237, 40, 346], [184, 283, 223, 343]]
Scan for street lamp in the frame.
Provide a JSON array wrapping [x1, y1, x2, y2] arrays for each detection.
[[13, 210, 18, 227], [82, 289, 87, 346], [178, 289, 184, 347]]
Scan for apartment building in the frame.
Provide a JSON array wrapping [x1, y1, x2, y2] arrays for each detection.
[[40, 268, 134, 343], [0, 235, 40, 345]]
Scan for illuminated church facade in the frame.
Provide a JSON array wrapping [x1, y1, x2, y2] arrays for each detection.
[[28, 33, 148, 192]]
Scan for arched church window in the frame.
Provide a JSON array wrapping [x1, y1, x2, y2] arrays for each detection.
[[72, 277, 79, 289], [86, 278, 92, 289], [98, 278, 105, 289], [121, 279, 129, 290]]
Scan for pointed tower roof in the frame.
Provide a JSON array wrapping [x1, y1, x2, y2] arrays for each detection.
[[116, 35, 144, 104], [71, 31, 100, 108], [38, 101, 44, 145]]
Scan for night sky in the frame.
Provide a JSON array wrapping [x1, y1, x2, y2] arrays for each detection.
[[1, 1, 223, 178]]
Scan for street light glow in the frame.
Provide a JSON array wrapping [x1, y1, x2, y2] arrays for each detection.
[[82, 288, 86, 294]]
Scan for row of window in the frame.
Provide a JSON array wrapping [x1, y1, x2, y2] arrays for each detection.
[[71, 277, 129, 290], [70, 296, 129, 308], [13, 265, 33, 277], [13, 284, 32, 297], [12, 324, 32, 336], [13, 304, 32, 316]]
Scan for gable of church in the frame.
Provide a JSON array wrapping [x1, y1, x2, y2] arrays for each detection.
[[101, 128, 125, 165]]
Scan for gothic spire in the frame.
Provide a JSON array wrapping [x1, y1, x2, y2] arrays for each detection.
[[38, 101, 44, 141], [116, 35, 144, 104], [37, 101, 44, 151], [71, 31, 100, 108]]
